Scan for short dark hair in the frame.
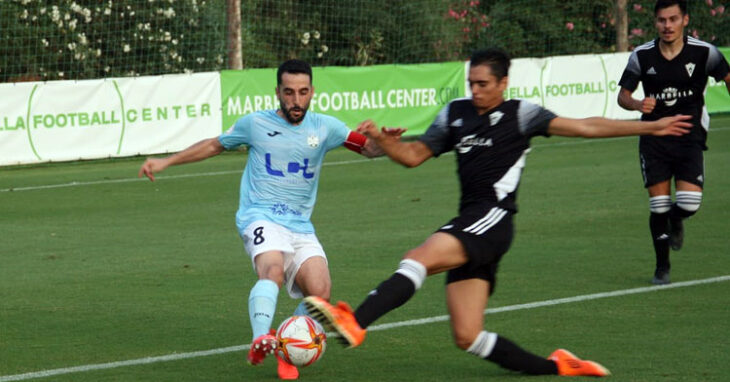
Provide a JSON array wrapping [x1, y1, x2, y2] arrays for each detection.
[[277, 59, 312, 85], [470, 48, 511, 80], [655, 0, 687, 15]]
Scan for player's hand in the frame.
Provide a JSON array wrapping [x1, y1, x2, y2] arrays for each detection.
[[356, 119, 380, 138], [651, 114, 692, 136], [640, 97, 656, 114], [380, 126, 407, 138], [138, 158, 168, 182]]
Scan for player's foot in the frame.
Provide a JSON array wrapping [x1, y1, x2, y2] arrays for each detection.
[[303, 296, 366, 348], [276, 354, 299, 380], [652, 268, 671, 285], [669, 217, 684, 251], [247, 330, 277, 366], [549, 349, 610, 377]]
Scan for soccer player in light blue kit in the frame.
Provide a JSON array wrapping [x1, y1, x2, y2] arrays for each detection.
[[139, 60, 394, 380]]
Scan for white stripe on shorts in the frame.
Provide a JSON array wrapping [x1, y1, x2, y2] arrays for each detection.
[[462, 207, 508, 235]]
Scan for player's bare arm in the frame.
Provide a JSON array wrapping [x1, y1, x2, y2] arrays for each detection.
[[547, 115, 692, 138], [357, 120, 432, 168], [138, 137, 224, 181], [617, 88, 656, 114]]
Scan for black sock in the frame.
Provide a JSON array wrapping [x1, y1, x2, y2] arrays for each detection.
[[354, 273, 415, 328], [485, 336, 558, 375], [670, 202, 696, 220], [649, 212, 670, 271]]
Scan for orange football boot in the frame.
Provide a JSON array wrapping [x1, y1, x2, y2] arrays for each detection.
[[303, 296, 366, 348], [548, 349, 611, 377], [276, 354, 299, 380]]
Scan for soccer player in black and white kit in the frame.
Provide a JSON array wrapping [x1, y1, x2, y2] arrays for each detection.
[[304, 48, 691, 377], [618, 0, 730, 285]]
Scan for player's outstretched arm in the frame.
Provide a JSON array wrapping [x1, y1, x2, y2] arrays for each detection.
[[617, 88, 656, 114], [138, 137, 225, 181], [357, 120, 432, 167], [547, 115, 692, 139]]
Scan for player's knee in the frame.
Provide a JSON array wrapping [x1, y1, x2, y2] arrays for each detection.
[[303, 280, 331, 300], [676, 191, 702, 213], [649, 195, 672, 213], [258, 264, 285, 284], [452, 326, 483, 350]]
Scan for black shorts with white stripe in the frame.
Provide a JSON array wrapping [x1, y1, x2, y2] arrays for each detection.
[[437, 204, 514, 294]]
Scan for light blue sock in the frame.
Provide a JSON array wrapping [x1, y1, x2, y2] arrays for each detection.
[[248, 279, 279, 340], [292, 300, 309, 317]]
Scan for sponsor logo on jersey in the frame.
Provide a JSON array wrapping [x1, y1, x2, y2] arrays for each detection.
[[685, 62, 695, 77], [489, 111, 504, 126], [648, 86, 694, 107], [647, 66, 657, 75], [451, 118, 463, 127], [455, 134, 493, 154], [307, 135, 320, 148]]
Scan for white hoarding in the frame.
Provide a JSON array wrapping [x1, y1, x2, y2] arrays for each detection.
[[0, 72, 221, 166]]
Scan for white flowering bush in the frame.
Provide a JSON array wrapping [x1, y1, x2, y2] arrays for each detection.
[[1, 0, 226, 82]]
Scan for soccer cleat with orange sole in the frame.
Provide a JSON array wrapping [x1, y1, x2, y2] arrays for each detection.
[[548, 349, 611, 377], [303, 296, 366, 348], [276, 354, 299, 380], [247, 330, 277, 366]]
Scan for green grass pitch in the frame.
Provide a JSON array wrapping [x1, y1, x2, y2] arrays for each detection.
[[1, 115, 729, 381]]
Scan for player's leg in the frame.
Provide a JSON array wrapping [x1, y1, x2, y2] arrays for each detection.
[[641, 145, 674, 284], [669, 146, 705, 251], [305, 231, 468, 347], [448, 279, 558, 374], [247, 250, 286, 365], [353, 232, 467, 329], [242, 221, 295, 366], [647, 180, 672, 284]]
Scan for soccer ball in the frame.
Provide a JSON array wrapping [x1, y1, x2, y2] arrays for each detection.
[[275, 315, 327, 367]]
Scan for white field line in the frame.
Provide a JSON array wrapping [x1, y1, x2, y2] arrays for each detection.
[[1, 274, 728, 382], [5, 126, 729, 193]]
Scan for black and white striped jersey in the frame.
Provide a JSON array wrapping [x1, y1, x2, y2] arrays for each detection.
[[619, 36, 730, 147], [419, 98, 556, 213]]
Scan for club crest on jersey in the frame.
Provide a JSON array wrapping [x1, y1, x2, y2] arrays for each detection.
[[307, 135, 319, 148], [489, 111, 504, 126], [455, 134, 493, 154], [685, 62, 695, 77]]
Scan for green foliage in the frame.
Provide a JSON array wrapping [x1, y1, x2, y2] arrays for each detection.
[[0, 0, 727, 82], [626, 0, 729, 48]]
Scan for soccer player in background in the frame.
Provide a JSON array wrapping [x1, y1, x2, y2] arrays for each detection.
[[617, 0, 730, 285], [304, 48, 692, 377], [138, 59, 396, 380]]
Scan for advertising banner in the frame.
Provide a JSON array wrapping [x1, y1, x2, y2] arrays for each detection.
[[0, 72, 221, 166], [505, 49, 729, 119], [221, 62, 465, 136], [505, 53, 642, 119]]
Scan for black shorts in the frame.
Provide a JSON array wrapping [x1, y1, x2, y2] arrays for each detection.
[[639, 138, 704, 188], [437, 205, 514, 295]]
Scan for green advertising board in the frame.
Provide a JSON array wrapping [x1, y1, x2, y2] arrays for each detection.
[[221, 62, 465, 136], [706, 47, 730, 114]]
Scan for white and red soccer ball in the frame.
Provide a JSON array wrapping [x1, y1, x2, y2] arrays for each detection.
[[276, 315, 327, 367]]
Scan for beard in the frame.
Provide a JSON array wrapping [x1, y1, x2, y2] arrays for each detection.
[[280, 101, 308, 124]]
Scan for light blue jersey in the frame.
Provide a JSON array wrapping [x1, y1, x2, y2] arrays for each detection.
[[219, 110, 351, 234]]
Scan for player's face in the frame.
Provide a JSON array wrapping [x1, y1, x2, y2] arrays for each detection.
[[276, 72, 313, 125], [468, 64, 507, 114], [655, 5, 688, 44]]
